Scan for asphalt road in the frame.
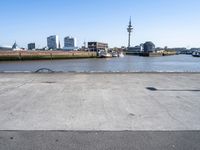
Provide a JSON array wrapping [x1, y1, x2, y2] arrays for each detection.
[[0, 131, 200, 150]]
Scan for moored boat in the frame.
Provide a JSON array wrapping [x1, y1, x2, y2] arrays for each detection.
[[192, 51, 200, 57], [98, 50, 112, 58], [118, 52, 125, 57], [112, 52, 118, 57]]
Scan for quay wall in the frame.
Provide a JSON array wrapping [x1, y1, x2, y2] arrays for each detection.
[[0, 51, 97, 61], [126, 51, 177, 57]]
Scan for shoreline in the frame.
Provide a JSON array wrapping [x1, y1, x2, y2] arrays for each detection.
[[0, 71, 200, 74], [0, 51, 97, 61]]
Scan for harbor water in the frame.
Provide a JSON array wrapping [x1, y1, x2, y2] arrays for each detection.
[[0, 55, 199, 72]]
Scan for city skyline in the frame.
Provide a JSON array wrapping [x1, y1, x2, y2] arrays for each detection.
[[0, 0, 200, 48]]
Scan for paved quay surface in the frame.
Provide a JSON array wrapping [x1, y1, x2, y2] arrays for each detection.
[[0, 72, 200, 131], [0, 73, 200, 150]]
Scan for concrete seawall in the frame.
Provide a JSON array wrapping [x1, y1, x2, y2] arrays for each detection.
[[0, 51, 97, 61]]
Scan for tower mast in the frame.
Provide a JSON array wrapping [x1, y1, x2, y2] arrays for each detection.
[[127, 17, 133, 48]]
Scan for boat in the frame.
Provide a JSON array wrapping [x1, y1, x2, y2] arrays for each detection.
[[112, 52, 118, 57], [100, 52, 112, 58], [192, 51, 200, 57], [98, 50, 112, 58], [118, 52, 125, 57]]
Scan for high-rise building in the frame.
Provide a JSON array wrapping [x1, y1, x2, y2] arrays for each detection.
[[63, 36, 77, 50], [47, 35, 59, 50], [28, 43, 36, 50]]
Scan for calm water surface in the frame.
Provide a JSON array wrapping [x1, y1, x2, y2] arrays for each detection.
[[0, 55, 199, 72]]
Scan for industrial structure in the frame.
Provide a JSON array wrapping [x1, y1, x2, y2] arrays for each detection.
[[88, 42, 108, 51]]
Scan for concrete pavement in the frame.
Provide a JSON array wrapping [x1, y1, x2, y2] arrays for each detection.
[[0, 72, 200, 149], [0, 73, 199, 131]]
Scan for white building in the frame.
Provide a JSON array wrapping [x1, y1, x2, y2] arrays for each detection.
[[47, 35, 59, 50], [63, 36, 77, 50]]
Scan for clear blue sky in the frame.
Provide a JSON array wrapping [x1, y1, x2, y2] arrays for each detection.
[[0, 0, 200, 48]]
